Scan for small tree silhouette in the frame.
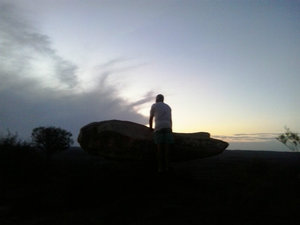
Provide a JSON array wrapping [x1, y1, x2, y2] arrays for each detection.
[[32, 126, 73, 156], [0, 130, 21, 147], [0, 130, 31, 149], [276, 127, 299, 151]]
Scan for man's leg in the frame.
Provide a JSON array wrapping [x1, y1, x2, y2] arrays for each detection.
[[163, 144, 169, 171], [156, 144, 163, 173]]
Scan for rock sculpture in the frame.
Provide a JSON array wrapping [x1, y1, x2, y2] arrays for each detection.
[[77, 120, 228, 162]]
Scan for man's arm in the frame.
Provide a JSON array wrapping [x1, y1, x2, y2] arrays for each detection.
[[149, 115, 154, 130], [170, 109, 173, 129], [149, 105, 154, 130]]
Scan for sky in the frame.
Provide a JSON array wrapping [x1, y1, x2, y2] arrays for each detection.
[[0, 0, 299, 151]]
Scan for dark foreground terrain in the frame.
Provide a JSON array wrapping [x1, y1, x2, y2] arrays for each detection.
[[1, 149, 300, 225]]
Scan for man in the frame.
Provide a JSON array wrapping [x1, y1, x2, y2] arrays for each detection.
[[149, 94, 174, 173]]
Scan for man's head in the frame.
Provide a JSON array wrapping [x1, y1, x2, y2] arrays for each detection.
[[156, 94, 164, 103]]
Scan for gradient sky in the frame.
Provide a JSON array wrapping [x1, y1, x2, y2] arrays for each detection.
[[1, 0, 299, 150]]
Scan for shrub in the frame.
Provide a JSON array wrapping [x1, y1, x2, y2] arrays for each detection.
[[276, 127, 300, 151], [0, 130, 32, 151], [0, 131, 41, 180]]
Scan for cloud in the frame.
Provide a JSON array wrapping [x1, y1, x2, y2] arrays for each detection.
[[212, 133, 289, 151], [0, 3, 78, 89], [213, 133, 280, 143], [0, 3, 149, 142], [130, 91, 156, 108]]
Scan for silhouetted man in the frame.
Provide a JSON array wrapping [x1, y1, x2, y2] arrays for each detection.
[[149, 94, 174, 173]]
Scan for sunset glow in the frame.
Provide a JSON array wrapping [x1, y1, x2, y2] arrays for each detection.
[[1, 0, 299, 150]]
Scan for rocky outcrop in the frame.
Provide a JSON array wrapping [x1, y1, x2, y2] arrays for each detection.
[[77, 120, 228, 162]]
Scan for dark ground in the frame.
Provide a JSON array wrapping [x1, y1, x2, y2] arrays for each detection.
[[1, 149, 300, 225]]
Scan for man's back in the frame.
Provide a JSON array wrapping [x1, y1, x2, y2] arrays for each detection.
[[150, 102, 172, 131]]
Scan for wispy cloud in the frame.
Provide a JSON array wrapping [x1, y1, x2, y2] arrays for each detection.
[[0, 3, 149, 140], [213, 133, 281, 143], [130, 91, 156, 108], [0, 3, 78, 89]]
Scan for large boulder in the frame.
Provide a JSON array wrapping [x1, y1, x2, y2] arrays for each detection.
[[77, 120, 228, 162]]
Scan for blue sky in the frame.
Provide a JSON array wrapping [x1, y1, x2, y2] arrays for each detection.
[[0, 0, 299, 150]]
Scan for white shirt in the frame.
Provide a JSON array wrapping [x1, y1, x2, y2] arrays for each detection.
[[150, 102, 172, 132]]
